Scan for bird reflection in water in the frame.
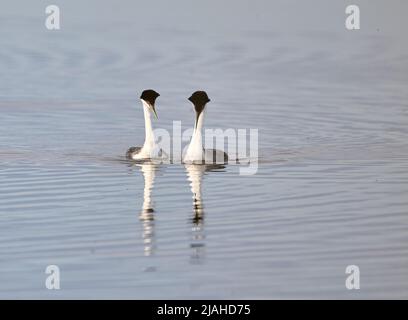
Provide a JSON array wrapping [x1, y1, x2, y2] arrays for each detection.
[[137, 162, 158, 257], [185, 164, 225, 264], [134, 161, 225, 263]]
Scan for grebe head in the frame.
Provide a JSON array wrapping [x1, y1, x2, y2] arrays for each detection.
[[140, 89, 160, 119], [188, 91, 210, 116]]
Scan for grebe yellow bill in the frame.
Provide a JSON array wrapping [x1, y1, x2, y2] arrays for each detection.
[[126, 89, 166, 161], [183, 91, 228, 164]]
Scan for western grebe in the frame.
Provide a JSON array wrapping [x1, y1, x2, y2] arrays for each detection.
[[183, 91, 228, 164], [126, 89, 165, 160]]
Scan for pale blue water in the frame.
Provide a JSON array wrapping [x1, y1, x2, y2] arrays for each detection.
[[1, 0, 408, 299]]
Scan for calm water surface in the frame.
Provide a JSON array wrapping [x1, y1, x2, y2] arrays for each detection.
[[1, 1, 408, 298]]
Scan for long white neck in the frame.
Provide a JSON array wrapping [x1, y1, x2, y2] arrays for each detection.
[[185, 110, 205, 161], [192, 111, 205, 148], [142, 100, 155, 148]]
